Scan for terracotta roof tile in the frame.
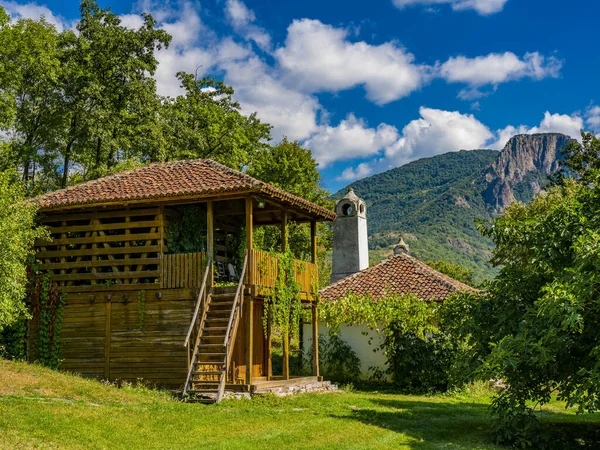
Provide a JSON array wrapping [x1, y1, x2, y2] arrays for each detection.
[[320, 253, 476, 303], [33, 159, 335, 220]]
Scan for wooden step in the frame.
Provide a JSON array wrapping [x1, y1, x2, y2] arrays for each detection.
[[195, 362, 224, 366], [209, 301, 234, 307], [205, 318, 229, 323], [188, 388, 219, 394], [192, 371, 223, 376], [198, 352, 226, 356], [210, 294, 235, 301], [202, 326, 227, 332], [199, 343, 225, 348]]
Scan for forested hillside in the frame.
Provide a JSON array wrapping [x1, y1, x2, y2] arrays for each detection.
[[338, 133, 572, 283]]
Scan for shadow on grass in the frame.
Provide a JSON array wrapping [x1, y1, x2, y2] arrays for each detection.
[[333, 397, 600, 449]]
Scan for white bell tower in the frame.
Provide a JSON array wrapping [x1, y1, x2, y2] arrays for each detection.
[[331, 188, 369, 283]]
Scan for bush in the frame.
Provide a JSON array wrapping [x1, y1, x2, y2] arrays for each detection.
[[385, 327, 459, 393]]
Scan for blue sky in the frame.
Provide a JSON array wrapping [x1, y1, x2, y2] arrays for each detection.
[[2, 0, 599, 192]]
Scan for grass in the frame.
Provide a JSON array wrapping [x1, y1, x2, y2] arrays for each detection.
[[1, 359, 600, 449]]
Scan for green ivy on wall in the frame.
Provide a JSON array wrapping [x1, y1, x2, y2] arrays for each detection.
[[32, 272, 66, 369], [166, 205, 207, 254], [262, 247, 303, 341]]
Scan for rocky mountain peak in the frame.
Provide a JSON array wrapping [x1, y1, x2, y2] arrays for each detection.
[[483, 133, 574, 212]]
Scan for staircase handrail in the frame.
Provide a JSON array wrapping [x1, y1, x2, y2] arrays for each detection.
[[218, 250, 248, 402], [183, 258, 212, 347]]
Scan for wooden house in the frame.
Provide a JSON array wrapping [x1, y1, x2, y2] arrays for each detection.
[[31, 159, 335, 402]]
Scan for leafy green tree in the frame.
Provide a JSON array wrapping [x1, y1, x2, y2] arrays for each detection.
[[160, 73, 271, 170], [0, 171, 46, 330], [462, 132, 600, 445], [54, 0, 170, 187], [0, 10, 62, 192], [426, 259, 474, 286]]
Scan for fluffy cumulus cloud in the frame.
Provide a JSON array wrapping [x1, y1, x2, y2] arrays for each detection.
[[492, 112, 584, 149], [337, 107, 494, 181], [393, 0, 509, 15], [586, 106, 600, 132], [440, 52, 563, 99], [304, 115, 400, 167], [0, 0, 73, 30], [225, 0, 271, 51], [275, 19, 428, 105]]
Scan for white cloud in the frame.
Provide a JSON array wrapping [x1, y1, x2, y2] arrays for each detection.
[[219, 52, 322, 141], [492, 112, 583, 149], [393, 0, 509, 15], [336, 107, 494, 182], [304, 115, 400, 167], [586, 106, 600, 132], [0, 0, 72, 30], [440, 52, 562, 98], [275, 19, 429, 105], [337, 163, 374, 181], [225, 0, 271, 51]]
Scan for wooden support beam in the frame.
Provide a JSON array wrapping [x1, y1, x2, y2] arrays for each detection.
[[281, 210, 288, 253], [311, 221, 317, 264], [267, 315, 273, 380], [207, 201, 214, 286], [282, 325, 290, 380], [104, 300, 112, 379], [312, 303, 320, 377], [246, 298, 254, 385]]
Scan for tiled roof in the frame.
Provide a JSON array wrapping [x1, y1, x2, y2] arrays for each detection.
[[33, 159, 335, 220], [320, 253, 476, 303]]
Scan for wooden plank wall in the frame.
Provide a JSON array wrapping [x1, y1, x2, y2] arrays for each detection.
[[36, 207, 163, 292], [45, 288, 196, 388]]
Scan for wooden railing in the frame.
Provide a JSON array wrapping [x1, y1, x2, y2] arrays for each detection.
[[161, 252, 208, 289], [219, 250, 248, 402], [182, 259, 212, 396], [248, 250, 318, 296]]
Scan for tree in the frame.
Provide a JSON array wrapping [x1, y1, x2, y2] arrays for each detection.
[[54, 0, 170, 187], [426, 259, 474, 286], [160, 73, 271, 170], [0, 10, 63, 193], [464, 132, 600, 445], [0, 171, 46, 330]]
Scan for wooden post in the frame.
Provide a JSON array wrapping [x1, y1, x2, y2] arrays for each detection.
[[282, 325, 290, 380], [281, 210, 288, 253], [104, 300, 112, 379], [267, 314, 273, 380], [312, 303, 319, 377], [310, 221, 317, 264], [245, 197, 254, 385], [207, 201, 214, 286], [281, 209, 289, 379]]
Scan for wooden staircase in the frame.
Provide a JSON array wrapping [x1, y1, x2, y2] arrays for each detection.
[[183, 252, 247, 404], [187, 292, 234, 403]]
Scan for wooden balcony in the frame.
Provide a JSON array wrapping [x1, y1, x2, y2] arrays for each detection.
[[161, 250, 317, 299], [248, 250, 318, 300]]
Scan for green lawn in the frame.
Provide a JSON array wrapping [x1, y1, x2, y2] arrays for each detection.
[[1, 360, 599, 449]]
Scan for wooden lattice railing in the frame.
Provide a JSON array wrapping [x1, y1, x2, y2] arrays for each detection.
[[37, 207, 163, 292]]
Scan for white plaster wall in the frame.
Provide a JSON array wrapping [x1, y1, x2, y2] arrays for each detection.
[[358, 217, 369, 271], [302, 322, 388, 379]]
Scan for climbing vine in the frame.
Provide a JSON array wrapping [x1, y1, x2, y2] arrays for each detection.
[[262, 248, 303, 340], [137, 290, 146, 330], [31, 271, 66, 369]]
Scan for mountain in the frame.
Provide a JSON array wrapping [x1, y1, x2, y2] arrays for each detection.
[[337, 133, 573, 283], [482, 133, 573, 212]]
